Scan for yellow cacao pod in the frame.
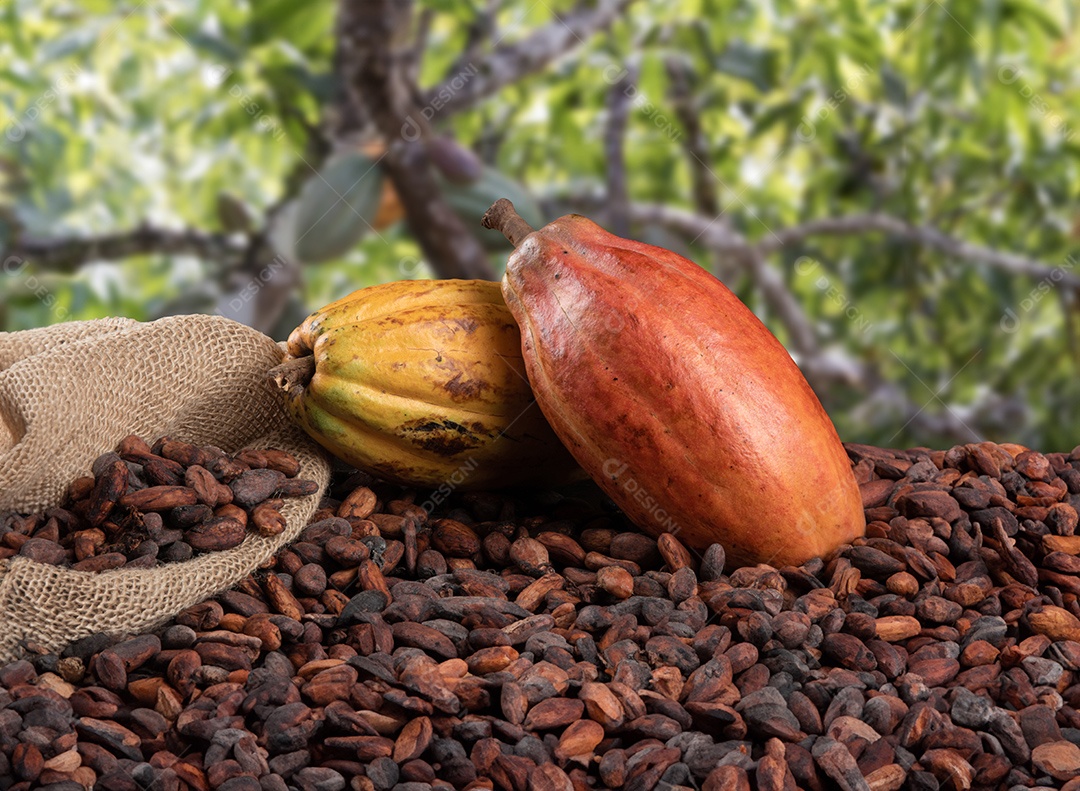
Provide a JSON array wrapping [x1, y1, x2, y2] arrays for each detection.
[[272, 279, 581, 489]]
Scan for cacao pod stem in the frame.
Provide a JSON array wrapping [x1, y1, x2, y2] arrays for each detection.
[[269, 355, 316, 398], [482, 199, 535, 248]]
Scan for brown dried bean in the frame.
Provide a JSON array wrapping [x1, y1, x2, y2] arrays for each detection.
[[2, 437, 310, 573], [5, 438, 1080, 791]]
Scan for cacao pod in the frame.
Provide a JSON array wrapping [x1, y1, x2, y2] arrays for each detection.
[[428, 135, 484, 184], [358, 140, 406, 230], [271, 279, 581, 489], [291, 150, 384, 263], [483, 199, 865, 567], [372, 179, 405, 230]]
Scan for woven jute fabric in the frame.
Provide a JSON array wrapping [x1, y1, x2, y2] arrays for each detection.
[[0, 314, 330, 664]]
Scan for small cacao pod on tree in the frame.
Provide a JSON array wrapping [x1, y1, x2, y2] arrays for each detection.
[[428, 135, 484, 185]]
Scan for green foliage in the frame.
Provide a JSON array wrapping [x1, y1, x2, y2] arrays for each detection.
[[2, 0, 1080, 449]]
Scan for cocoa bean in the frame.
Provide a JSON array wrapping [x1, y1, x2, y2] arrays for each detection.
[[276, 478, 319, 497], [338, 486, 378, 520], [184, 465, 222, 507], [185, 517, 247, 552], [2, 437, 311, 573], [251, 502, 286, 537], [432, 519, 482, 558], [141, 456, 186, 486], [19, 537, 67, 565], [90, 651, 126, 691], [510, 537, 552, 577], [119, 485, 198, 511], [7, 437, 1080, 791], [72, 552, 127, 571], [262, 448, 302, 477], [229, 469, 286, 508], [159, 439, 208, 468], [83, 457, 128, 526]]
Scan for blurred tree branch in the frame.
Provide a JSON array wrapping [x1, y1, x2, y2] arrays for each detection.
[[664, 56, 719, 218], [5, 227, 245, 273], [604, 60, 638, 238], [216, 140, 336, 335], [337, 0, 494, 280], [626, 204, 1080, 290], [441, 0, 502, 91], [4, 0, 648, 335], [14, 197, 1067, 348], [664, 54, 740, 284], [423, 0, 637, 116], [757, 214, 1080, 287]]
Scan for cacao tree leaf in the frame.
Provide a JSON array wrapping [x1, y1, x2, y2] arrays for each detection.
[[40, 27, 100, 62], [440, 166, 545, 250], [417, 0, 479, 22], [714, 41, 779, 93], [749, 99, 797, 138], [180, 30, 244, 64], [881, 64, 907, 107], [249, 0, 335, 49], [292, 151, 385, 263], [1002, 0, 1065, 38]]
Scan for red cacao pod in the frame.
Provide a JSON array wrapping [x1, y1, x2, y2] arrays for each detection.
[[483, 200, 865, 568]]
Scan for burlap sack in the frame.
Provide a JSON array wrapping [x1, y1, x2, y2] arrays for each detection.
[[0, 314, 331, 664]]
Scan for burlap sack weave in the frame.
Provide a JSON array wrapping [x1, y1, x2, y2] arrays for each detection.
[[0, 314, 331, 664]]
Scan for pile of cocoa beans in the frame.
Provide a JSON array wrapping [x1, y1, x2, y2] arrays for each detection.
[[4, 441, 1080, 791], [0, 436, 318, 571]]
